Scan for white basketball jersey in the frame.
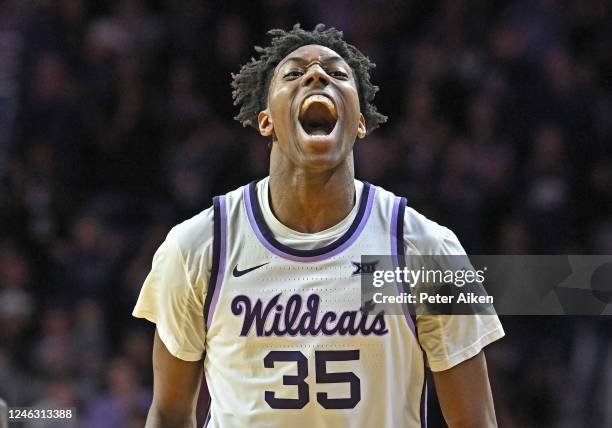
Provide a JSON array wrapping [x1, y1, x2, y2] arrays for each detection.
[[202, 180, 427, 428]]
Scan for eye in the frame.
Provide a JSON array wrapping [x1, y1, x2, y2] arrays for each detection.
[[284, 70, 303, 79], [329, 70, 349, 79]]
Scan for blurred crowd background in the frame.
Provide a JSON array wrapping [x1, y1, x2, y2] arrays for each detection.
[[1, 0, 611, 427]]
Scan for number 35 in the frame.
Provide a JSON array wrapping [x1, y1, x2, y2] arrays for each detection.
[[263, 350, 361, 409]]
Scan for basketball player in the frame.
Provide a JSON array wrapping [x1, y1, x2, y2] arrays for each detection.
[[133, 24, 504, 427]]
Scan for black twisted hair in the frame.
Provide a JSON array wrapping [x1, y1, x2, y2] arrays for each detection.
[[231, 23, 387, 134]]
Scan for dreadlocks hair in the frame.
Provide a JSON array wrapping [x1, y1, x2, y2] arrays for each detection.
[[231, 23, 387, 135]]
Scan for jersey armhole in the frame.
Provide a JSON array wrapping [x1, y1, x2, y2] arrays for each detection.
[[392, 196, 429, 427], [203, 195, 228, 331], [392, 196, 417, 334]]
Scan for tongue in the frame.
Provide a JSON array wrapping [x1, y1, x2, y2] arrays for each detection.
[[300, 95, 337, 119]]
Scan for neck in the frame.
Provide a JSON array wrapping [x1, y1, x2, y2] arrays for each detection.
[[268, 152, 356, 233]]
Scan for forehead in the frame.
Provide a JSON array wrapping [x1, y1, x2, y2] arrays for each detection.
[[277, 44, 348, 68]]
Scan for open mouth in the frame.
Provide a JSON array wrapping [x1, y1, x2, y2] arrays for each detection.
[[298, 95, 338, 136]]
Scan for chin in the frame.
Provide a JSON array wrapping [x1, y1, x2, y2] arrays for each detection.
[[296, 139, 352, 172], [301, 154, 343, 171]]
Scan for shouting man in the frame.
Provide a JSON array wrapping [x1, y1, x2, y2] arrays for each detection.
[[133, 24, 504, 428]]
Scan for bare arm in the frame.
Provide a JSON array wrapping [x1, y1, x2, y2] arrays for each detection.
[[145, 329, 204, 428], [0, 397, 7, 428], [432, 351, 498, 428]]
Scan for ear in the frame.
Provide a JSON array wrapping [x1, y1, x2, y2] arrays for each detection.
[[357, 113, 366, 139], [258, 110, 274, 137]]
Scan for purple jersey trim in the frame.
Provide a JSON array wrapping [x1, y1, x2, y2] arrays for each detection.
[[391, 196, 417, 337], [203, 407, 211, 427], [206, 195, 227, 330], [392, 196, 428, 428], [422, 378, 428, 428], [244, 180, 375, 262]]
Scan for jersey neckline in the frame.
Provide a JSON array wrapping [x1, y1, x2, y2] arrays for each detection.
[[257, 177, 363, 243], [244, 179, 376, 262]]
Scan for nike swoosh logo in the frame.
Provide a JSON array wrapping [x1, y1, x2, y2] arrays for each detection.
[[232, 262, 269, 277]]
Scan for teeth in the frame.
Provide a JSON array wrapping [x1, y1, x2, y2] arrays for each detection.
[[300, 95, 337, 119]]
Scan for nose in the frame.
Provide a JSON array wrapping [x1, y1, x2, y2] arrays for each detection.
[[302, 63, 329, 87]]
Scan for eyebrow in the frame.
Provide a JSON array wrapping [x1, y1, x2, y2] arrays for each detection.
[[279, 55, 346, 67]]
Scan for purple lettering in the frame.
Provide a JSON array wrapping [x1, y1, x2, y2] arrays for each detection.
[[231, 293, 388, 337]]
